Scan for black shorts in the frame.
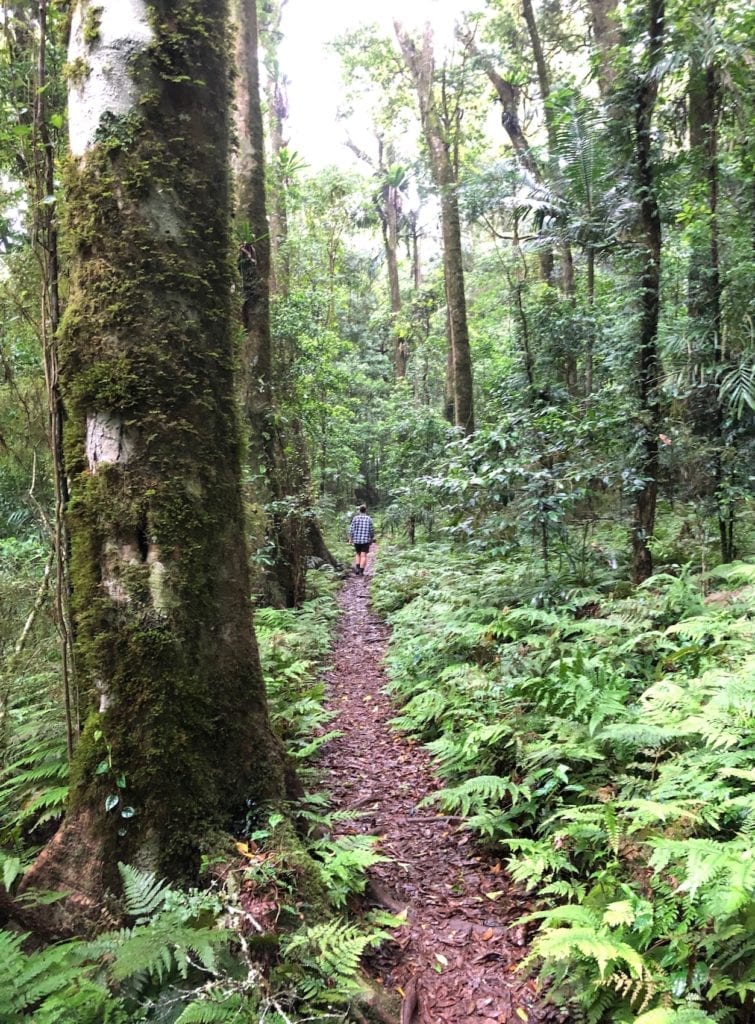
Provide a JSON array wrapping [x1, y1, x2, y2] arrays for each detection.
[[354, 542, 370, 553]]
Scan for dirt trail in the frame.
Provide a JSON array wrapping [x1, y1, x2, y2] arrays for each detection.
[[320, 555, 559, 1024]]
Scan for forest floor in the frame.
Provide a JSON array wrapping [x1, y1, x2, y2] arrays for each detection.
[[320, 553, 562, 1024]]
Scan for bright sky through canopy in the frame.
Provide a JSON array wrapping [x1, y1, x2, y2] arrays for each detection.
[[279, 0, 477, 169]]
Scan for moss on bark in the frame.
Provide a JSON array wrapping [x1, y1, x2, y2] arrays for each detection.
[[44, 0, 290, 889]]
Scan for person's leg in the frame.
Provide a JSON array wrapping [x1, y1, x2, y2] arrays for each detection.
[[353, 545, 360, 573], [359, 550, 368, 573]]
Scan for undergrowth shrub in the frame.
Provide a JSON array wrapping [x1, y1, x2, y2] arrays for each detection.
[[374, 542, 755, 1023], [0, 567, 393, 1022]]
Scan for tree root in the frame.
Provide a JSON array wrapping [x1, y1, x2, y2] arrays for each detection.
[[353, 974, 402, 1024]]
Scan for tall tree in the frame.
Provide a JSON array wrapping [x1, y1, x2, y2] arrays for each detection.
[[685, 12, 734, 559], [346, 137, 410, 379], [21, 0, 289, 923], [395, 22, 475, 434], [626, 0, 666, 582], [250, 0, 336, 581]]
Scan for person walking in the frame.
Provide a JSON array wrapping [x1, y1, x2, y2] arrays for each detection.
[[348, 504, 375, 576]]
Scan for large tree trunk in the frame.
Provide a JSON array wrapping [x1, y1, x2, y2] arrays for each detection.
[[630, 0, 665, 584], [395, 23, 474, 434], [20, 0, 289, 927]]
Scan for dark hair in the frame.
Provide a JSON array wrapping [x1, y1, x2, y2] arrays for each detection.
[[359, 504, 367, 513]]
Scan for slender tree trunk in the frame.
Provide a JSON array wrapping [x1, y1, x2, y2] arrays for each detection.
[[385, 183, 408, 378], [241, 0, 335, 590], [461, 31, 554, 285], [31, 1, 78, 756], [234, 0, 310, 608], [585, 245, 595, 396], [631, 0, 665, 584], [586, 0, 622, 98], [687, 59, 732, 560], [396, 22, 474, 434], [19, 0, 289, 927], [260, 0, 290, 299], [521, 0, 578, 389]]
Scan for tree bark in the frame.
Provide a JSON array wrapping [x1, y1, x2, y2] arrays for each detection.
[[238, 0, 336, 598], [395, 22, 474, 434], [460, 29, 554, 285], [688, 58, 732, 560], [259, 0, 290, 299], [20, 0, 289, 924], [586, 0, 622, 98], [630, 0, 665, 584]]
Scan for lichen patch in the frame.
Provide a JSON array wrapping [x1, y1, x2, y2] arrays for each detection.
[[68, 0, 154, 158], [85, 412, 136, 471]]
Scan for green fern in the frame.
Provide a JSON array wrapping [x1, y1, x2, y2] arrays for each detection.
[[425, 774, 531, 818], [280, 918, 387, 1004], [119, 861, 171, 923], [0, 928, 120, 1023], [175, 997, 246, 1023]]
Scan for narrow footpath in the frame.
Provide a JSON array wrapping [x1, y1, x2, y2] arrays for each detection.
[[320, 555, 560, 1024]]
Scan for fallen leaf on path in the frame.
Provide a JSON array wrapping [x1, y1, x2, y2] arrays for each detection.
[[516, 1009, 529, 1021], [485, 890, 505, 901]]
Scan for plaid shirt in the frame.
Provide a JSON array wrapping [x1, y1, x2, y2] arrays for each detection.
[[349, 513, 375, 545]]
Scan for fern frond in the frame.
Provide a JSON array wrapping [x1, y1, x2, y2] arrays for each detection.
[[118, 861, 171, 923]]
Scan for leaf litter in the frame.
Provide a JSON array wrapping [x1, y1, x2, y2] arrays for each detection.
[[319, 555, 565, 1024]]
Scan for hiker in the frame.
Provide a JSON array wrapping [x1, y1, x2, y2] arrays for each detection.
[[348, 504, 375, 576]]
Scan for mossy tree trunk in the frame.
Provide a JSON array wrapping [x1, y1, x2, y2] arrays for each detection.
[[629, 0, 665, 584], [20, 0, 290, 926]]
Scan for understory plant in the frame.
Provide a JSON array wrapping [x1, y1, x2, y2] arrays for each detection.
[[0, 566, 394, 1021], [373, 542, 755, 1023]]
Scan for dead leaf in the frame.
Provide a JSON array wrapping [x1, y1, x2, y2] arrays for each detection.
[[484, 890, 504, 901], [435, 952, 449, 966], [516, 1009, 529, 1022], [481, 927, 495, 940]]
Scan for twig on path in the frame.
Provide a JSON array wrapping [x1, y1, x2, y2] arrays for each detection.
[[399, 976, 419, 1024]]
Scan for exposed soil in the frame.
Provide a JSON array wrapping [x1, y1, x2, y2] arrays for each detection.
[[320, 554, 561, 1024]]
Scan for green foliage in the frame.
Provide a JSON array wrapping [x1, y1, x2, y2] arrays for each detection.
[[279, 914, 395, 1005], [376, 541, 755, 1021]]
